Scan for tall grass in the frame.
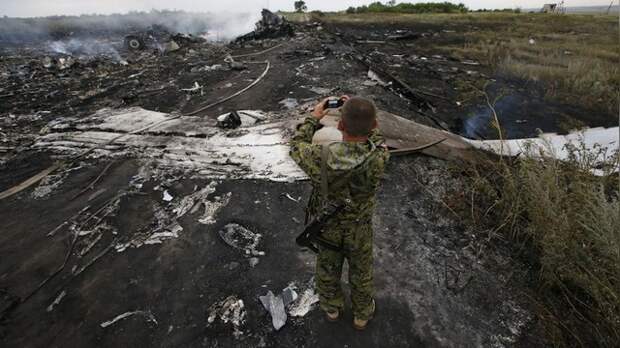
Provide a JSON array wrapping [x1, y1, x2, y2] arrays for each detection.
[[457, 139, 619, 345]]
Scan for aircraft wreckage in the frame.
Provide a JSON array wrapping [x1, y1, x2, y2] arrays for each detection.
[[2, 106, 615, 200]]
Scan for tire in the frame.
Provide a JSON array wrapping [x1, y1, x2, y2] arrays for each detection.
[[124, 35, 144, 50]]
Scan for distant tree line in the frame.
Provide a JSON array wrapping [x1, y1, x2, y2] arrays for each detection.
[[473, 8, 522, 13], [346, 2, 469, 14]]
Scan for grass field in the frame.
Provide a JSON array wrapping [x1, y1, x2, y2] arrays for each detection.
[[314, 12, 619, 114]]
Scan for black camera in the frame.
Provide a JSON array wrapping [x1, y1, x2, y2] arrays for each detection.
[[324, 98, 345, 109]]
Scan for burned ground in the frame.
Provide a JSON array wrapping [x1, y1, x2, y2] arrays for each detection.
[[0, 11, 614, 347], [0, 157, 538, 347]]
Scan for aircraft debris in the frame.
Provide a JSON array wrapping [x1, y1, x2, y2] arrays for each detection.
[[218, 223, 265, 257], [235, 9, 294, 42], [259, 291, 286, 330], [181, 82, 203, 95], [46, 290, 67, 312], [207, 296, 246, 338], [198, 192, 231, 225], [288, 279, 319, 318], [249, 257, 260, 268], [279, 98, 299, 110], [100, 310, 158, 328], [217, 110, 242, 129], [162, 190, 174, 202], [284, 193, 301, 203]]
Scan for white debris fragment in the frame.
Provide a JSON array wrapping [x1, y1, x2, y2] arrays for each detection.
[[78, 233, 103, 256], [288, 287, 319, 317], [259, 291, 287, 330], [162, 190, 174, 202], [143, 226, 182, 245], [173, 182, 218, 218], [218, 223, 265, 256], [100, 310, 158, 328], [181, 81, 203, 94], [216, 111, 242, 129], [198, 192, 232, 225], [46, 290, 67, 312], [367, 69, 390, 87], [202, 64, 224, 71], [467, 127, 620, 175], [215, 110, 266, 127], [116, 222, 183, 252], [279, 98, 299, 110], [207, 296, 246, 338], [32, 173, 66, 199], [284, 193, 301, 203], [249, 257, 260, 268], [116, 181, 224, 253], [34, 107, 308, 182], [164, 40, 180, 53]]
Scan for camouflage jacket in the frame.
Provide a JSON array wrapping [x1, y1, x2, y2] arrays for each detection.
[[289, 117, 389, 227]]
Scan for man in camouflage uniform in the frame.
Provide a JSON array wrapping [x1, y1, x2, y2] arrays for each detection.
[[289, 96, 389, 330]]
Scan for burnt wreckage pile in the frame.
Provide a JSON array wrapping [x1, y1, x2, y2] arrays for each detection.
[[124, 25, 206, 52], [236, 9, 294, 42]]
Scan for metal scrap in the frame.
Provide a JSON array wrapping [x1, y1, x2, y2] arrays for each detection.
[[100, 310, 158, 328], [207, 296, 246, 338], [46, 290, 67, 312], [260, 291, 287, 330], [259, 286, 298, 331], [218, 223, 265, 257], [288, 279, 319, 318]]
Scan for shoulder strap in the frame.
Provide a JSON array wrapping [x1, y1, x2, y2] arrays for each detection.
[[320, 145, 330, 200]]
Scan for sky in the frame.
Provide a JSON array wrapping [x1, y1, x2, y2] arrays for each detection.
[[0, 0, 614, 17]]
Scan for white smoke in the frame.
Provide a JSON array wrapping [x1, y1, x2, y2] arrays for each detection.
[[47, 39, 123, 61], [205, 11, 261, 41], [1, 10, 262, 46]]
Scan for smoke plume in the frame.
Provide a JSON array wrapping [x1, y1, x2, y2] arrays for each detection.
[[0, 10, 260, 46]]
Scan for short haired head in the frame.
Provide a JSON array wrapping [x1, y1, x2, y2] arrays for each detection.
[[340, 97, 377, 137]]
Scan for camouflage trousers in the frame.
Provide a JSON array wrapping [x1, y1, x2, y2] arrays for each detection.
[[316, 222, 374, 320]]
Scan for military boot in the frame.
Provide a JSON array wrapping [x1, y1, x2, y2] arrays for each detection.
[[353, 299, 375, 330], [325, 309, 339, 322]]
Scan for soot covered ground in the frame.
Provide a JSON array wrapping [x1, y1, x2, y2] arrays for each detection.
[[0, 15, 556, 347]]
